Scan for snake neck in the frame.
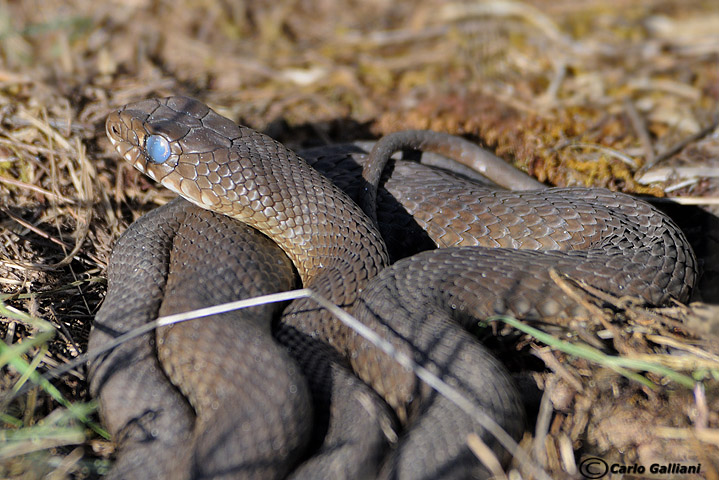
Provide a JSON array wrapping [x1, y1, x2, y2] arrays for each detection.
[[219, 128, 390, 298]]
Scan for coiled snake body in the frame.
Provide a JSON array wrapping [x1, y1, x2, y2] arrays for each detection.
[[89, 97, 697, 479]]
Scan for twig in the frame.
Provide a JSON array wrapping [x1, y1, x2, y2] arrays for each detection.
[[637, 115, 719, 176], [0, 176, 75, 204], [559, 142, 638, 168], [623, 98, 655, 166]]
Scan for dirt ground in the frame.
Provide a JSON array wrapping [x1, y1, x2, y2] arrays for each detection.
[[1, 0, 718, 478]]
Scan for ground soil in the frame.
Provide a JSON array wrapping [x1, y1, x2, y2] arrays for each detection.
[[1, 1, 718, 478]]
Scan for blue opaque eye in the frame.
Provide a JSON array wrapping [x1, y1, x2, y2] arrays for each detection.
[[145, 135, 171, 164]]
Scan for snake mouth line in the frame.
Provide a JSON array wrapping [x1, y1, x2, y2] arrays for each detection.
[[109, 139, 200, 206], [112, 139, 156, 181], [107, 119, 144, 169], [107, 123, 169, 185]]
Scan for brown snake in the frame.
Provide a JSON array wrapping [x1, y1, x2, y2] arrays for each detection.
[[89, 96, 698, 479]]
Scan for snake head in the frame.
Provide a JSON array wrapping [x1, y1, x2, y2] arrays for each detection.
[[106, 98, 182, 183], [106, 96, 242, 209]]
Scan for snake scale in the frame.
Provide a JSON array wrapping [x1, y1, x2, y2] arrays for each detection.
[[88, 96, 698, 479]]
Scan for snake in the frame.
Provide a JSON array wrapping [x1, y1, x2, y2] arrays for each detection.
[[89, 96, 698, 479]]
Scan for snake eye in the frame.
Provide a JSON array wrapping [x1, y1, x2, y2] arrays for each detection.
[[145, 135, 171, 164]]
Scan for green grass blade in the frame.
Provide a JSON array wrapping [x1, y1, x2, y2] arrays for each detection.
[[492, 315, 697, 389]]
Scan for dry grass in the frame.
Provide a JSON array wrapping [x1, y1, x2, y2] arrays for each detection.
[[0, 0, 718, 478]]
